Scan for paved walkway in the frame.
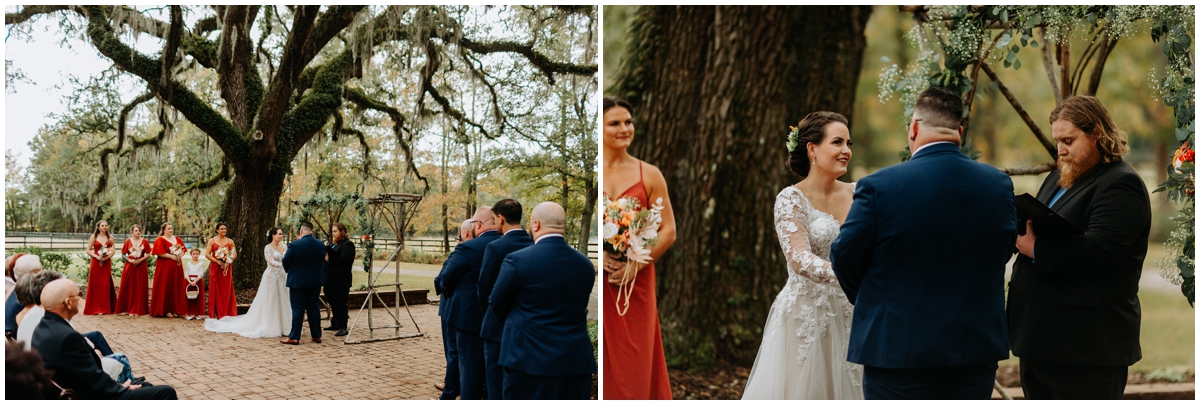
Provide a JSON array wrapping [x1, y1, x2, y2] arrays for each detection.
[[70, 304, 447, 400]]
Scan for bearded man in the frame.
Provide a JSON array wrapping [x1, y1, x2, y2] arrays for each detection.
[[1008, 95, 1151, 400]]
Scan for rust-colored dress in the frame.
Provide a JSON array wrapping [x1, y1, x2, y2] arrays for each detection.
[[83, 239, 116, 315], [603, 162, 673, 399], [207, 241, 237, 319], [149, 236, 188, 316], [114, 238, 151, 315]]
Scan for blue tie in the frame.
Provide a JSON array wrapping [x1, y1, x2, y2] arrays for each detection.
[[1048, 188, 1068, 208]]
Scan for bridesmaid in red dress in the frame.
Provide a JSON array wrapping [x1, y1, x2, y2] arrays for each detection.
[[83, 220, 117, 315], [150, 222, 188, 317], [115, 224, 152, 316], [601, 97, 678, 399], [206, 223, 238, 319]]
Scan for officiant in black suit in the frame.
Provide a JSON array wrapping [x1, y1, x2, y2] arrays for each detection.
[[282, 222, 325, 345], [477, 199, 534, 399], [440, 208, 502, 399], [490, 202, 595, 400], [323, 222, 356, 337], [1010, 96, 1150, 400]]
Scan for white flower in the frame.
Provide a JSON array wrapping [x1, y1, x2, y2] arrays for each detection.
[[603, 222, 619, 239]]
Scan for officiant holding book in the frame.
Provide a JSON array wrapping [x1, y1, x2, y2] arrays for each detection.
[[1009, 96, 1151, 400]]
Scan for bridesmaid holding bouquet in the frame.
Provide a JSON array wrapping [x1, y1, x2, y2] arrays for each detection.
[[83, 220, 117, 315], [206, 223, 238, 319], [150, 223, 188, 317], [114, 224, 151, 316]]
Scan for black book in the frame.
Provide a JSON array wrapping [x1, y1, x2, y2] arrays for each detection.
[[1015, 193, 1083, 237]]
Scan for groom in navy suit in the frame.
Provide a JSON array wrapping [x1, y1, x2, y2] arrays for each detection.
[[477, 199, 535, 399], [490, 202, 595, 400], [832, 87, 1017, 399], [440, 207, 502, 399], [282, 222, 325, 345]]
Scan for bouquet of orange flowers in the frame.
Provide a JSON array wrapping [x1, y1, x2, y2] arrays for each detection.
[[214, 246, 232, 265], [128, 243, 144, 259], [169, 242, 186, 257], [602, 193, 664, 316]]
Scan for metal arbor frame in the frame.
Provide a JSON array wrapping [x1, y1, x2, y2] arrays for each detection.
[[344, 192, 426, 344]]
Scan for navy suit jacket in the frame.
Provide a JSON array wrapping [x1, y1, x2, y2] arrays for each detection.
[[283, 234, 326, 289], [5, 292, 20, 333], [435, 244, 465, 317], [831, 142, 1017, 368], [441, 230, 501, 334], [478, 229, 534, 342], [491, 236, 596, 377], [31, 312, 129, 399]]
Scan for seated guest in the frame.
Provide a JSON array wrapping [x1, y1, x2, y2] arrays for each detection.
[[31, 279, 177, 400], [15, 270, 66, 348], [6, 341, 62, 399], [490, 202, 597, 400], [6, 254, 42, 334]]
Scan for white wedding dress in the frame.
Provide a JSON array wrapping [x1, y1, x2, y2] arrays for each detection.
[[204, 244, 292, 338], [741, 185, 863, 400]]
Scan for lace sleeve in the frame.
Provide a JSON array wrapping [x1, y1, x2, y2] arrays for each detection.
[[774, 191, 838, 285], [264, 245, 283, 268]]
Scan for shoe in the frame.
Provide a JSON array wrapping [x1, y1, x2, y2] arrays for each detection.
[[335, 329, 348, 337], [312, 338, 323, 343], [280, 338, 300, 345], [323, 325, 337, 331], [434, 383, 445, 391]]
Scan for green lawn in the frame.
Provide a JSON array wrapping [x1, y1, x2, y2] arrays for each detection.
[[998, 288, 1195, 375], [350, 271, 435, 293]]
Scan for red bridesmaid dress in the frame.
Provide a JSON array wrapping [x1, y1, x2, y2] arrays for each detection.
[[114, 238, 151, 315], [185, 260, 207, 318], [149, 236, 188, 317], [83, 239, 117, 315], [207, 241, 237, 319], [603, 162, 673, 399]]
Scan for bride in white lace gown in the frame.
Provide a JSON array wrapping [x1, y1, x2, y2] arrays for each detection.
[[205, 228, 291, 338], [742, 112, 862, 400]]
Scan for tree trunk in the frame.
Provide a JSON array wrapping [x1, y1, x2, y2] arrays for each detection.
[[220, 166, 287, 290], [611, 5, 872, 369], [576, 176, 597, 254]]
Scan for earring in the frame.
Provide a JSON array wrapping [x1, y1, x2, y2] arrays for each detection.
[[811, 160, 815, 165]]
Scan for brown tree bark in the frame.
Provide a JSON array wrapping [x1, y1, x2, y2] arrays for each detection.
[[610, 5, 872, 368]]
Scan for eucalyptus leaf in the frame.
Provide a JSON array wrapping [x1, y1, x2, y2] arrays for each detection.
[[1014, 59, 1021, 70]]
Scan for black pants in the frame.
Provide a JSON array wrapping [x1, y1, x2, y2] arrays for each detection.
[[1020, 358, 1127, 400], [288, 287, 322, 340], [117, 385, 178, 399], [324, 284, 349, 329], [863, 363, 998, 400], [502, 368, 590, 400]]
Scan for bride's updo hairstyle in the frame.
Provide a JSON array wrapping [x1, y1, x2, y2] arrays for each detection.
[[266, 227, 281, 244], [786, 111, 848, 178], [603, 96, 634, 114]]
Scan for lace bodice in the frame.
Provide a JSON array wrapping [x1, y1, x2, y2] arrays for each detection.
[[262, 244, 285, 282], [774, 185, 850, 284]]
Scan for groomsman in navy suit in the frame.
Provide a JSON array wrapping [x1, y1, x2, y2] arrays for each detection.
[[490, 202, 596, 400], [477, 199, 535, 399], [433, 219, 475, 398], [439, 208, 501, 399], [832, 87, 1017, 399]]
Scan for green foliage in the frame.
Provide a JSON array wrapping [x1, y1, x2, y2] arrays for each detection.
[[588, 320, 598, 362], [1147, 366, 1192, 383], [6, 246, 76, 276]]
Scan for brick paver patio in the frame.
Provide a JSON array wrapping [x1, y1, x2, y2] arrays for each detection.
[[70, 303, 448, 400]]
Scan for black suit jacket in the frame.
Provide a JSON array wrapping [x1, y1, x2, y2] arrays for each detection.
[[30, 312, 128, 400], [324, 239, 356, 289], [478, 229, 534, 342], [1007, 160, 1150, 366]]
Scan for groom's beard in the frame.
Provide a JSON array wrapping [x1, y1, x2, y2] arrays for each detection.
[[1057, 147, 1101, 188]]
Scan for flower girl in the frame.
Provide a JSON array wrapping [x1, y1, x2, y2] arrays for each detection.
[[184, 249, 207, 320]]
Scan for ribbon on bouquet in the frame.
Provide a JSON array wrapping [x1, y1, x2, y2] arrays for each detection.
[[614, 261, 638, 317]]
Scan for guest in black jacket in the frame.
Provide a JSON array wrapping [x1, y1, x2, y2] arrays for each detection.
[[324, 222, 356, 337], [30, 279, 177, 400]]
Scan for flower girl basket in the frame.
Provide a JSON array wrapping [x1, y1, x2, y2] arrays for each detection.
[[186, 276, 200, 300]]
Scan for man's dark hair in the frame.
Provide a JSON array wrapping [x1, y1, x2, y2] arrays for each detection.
[[15, 270, 63, 306], [491, 199, 523, 225], [914, 87, 963, 130], [300, 222, 313, 232]]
